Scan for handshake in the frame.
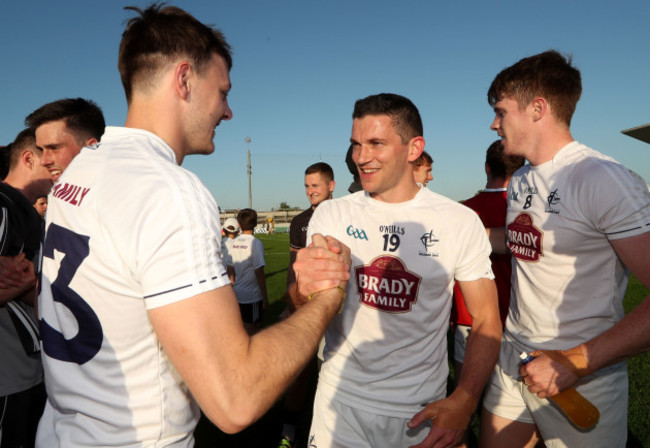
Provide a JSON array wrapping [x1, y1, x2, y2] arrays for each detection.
[[292, 234, 351, 314]]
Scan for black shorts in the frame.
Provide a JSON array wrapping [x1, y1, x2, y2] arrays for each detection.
[[239, 300, 263, 324]]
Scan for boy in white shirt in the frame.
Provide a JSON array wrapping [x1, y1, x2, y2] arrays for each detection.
[[225, 209, 268, 334]]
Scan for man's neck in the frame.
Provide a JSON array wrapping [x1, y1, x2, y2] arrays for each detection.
[[242, 230, 254, 235], [485, 177, 509, 190], [368, 182, 420, 204], [311, 194, 333, 210], [526, 127, 574, 166], [2, 176, 31, 202], [125, 94, 186, 165]]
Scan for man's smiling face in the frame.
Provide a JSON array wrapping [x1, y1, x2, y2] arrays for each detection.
[[36, 120, 84, 182]]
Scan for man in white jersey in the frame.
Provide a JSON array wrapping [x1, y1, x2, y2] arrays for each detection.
[[480, 50, 650, 448], [36, 4, 349, 447], [299, 93, 502, 447], [25, 97, 105, 183]]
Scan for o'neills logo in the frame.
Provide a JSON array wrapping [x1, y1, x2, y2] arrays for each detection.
[[507, 213, 543, 262], [355, 255, 421, 313]]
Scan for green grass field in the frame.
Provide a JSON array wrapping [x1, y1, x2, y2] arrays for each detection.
[[196, 232, 650, 447]]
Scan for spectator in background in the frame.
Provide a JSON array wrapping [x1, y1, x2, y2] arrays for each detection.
[[0, 128, 52, 448], [221, 217, 240, 283], [33, 195, 47, 218], [413, 150, 433, 186], [222, 217, 240, 239], [225, 208, 268, 335], [286, 162, 335, 306], [344, 144, 362, 194], [25, 97, 105, 182], [279, 161, 335, 448]]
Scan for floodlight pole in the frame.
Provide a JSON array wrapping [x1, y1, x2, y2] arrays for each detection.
[[245, 137, 252, 208]]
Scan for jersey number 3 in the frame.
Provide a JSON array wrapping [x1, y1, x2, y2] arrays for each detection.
[[40, 224, 103, 365]]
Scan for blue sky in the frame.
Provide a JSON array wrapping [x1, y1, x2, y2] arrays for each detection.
[[1, 0, 648, 211]]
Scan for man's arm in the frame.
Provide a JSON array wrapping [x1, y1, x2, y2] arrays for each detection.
[[522, 231, 650, 397], [147, 233, 349, 434], [284, 249, 299, 313], [408, 277, 501, 448], [456, 277, 502, 401], [486, 227, 507, 255], [285, 213, 302, 312]]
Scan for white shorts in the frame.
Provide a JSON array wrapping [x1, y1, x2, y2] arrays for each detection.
[[454, 325, 471, 364], [483, 338, 628, 448], [309, 384, 432, 448]]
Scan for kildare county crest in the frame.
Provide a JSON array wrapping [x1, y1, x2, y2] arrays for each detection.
[[419, 229, 439, 257], [354, 256, 421, 313]]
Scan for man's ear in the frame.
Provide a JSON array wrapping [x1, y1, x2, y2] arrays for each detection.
[[85, 137, 98, 147], [407, 136, 425, 162], [174, 61, 192, 100], [531, 97, 548, 122], [329, 180, 335, 193], [22, 149, 35, 168]]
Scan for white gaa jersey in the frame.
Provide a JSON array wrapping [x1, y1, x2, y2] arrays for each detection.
[[505, 141, 650, 351], [308, 187, 493, 417], [37, 127, 230, 447], [222, 233, 265, 304]]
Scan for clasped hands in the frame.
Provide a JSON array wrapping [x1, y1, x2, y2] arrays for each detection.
[[292, 234, 350, 311], [0, 254, 36, 305]]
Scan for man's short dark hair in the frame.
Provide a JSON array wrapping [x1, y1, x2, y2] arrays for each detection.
[[485, 140, 525, 179], [352, 93, 423, 144], [237, 208, 258, 231], [344, 144, 360, 183], [413, 150, 433, 167], [488, 50, 582, 127], [305, 162, 334, 183], [0, 145, 10, 180], [8, 128, 37, 171], [25, 98, 105, 143], [119, 3, 233, 103]]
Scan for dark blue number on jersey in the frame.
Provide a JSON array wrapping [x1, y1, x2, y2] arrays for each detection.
[[40, 224, 103, 365], [382, 233, 401, 252]]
